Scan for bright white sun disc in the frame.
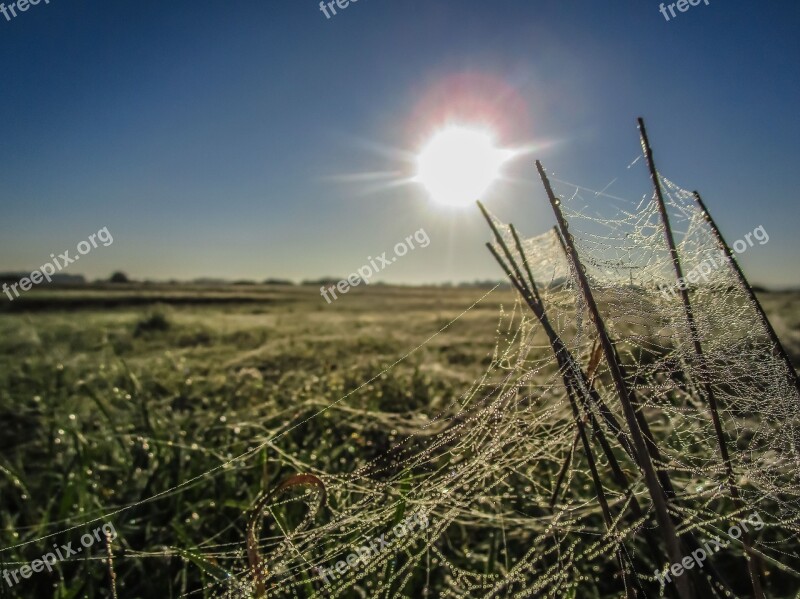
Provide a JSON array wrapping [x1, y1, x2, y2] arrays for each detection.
[[416, 127, 515, 207]]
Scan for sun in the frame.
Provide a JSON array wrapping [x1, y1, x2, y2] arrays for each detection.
[[416, 126, 515, 207]]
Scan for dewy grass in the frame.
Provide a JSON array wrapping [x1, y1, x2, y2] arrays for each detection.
[[0, 279, 797, 597], [0, 286, 510, 597]]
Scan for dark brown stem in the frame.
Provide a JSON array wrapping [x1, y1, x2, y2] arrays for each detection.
[[639, 117, 765, 599], [537, 159, 693, 599], [693, 190, 799, 396]]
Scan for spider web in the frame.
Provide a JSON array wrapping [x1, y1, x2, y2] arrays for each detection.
[[206, 167, 800, 598]]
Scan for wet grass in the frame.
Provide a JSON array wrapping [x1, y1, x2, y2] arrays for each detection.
[[0, 284, 796, 598]]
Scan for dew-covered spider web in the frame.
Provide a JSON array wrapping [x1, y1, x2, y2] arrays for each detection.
[[205, 165, 800, 599]]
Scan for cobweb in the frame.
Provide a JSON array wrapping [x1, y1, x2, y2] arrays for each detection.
[[203, 167, 800, 598]]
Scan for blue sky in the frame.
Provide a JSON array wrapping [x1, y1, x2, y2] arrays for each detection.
[[1, 0, 798, 287]]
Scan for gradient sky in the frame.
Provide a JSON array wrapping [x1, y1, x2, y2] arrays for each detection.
[[1, 0, 798, 287]]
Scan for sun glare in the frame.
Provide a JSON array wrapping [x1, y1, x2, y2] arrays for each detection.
[[416, 126, 515, 207]]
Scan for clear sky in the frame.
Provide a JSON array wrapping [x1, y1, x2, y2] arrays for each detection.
[[1, 0, 798, 287]]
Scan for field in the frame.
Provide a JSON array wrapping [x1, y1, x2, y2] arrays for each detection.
[[0, 284, 798, 598]]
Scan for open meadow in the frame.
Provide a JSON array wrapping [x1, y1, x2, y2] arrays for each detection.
[[0, 284, 798, 597], [0, 284, 516, 598]]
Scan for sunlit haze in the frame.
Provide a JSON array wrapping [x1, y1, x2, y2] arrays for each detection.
[[416, 127, 516, 208]]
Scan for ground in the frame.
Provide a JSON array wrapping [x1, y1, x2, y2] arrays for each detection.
[[0, 284, 797, 597]]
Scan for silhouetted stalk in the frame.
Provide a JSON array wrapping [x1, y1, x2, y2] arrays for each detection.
[[693, 191, 799, 396], [481, 199, 737, 597], [481, 213, 662, 594], [550, 429, 579, 508], [483, 240, 639, 596], [537, 159, 694, 599], [639, 117, 764, 599]]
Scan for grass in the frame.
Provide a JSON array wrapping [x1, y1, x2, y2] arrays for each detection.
[[0, 284, 797, 598], [0, 284, 514, 598]]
